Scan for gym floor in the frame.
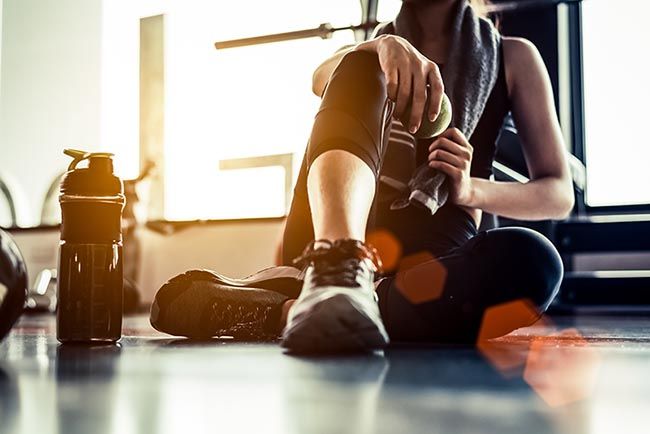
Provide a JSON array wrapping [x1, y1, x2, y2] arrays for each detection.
[[1, 313, 649, 434]]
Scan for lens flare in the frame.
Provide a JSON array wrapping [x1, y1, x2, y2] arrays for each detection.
[[476, 301, 600, 405], [477, 299, 542, 341], [524, 328, 601, 407], [476, 299, 547, 376], [395, 251, 447, 304], [366, 229, 403, 272]]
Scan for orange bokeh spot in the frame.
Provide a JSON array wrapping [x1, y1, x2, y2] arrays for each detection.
[[477, 299, 549, 375], [477, 340, 529, 377], [366, 229, 403, 272], [524, 328, 601, 407], [478, 299, 543, 341], [395, 251, 447, 304]]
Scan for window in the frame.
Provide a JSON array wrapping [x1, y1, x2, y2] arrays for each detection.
[[102, 1, 360, 221], [377, 0, 401, 23], [161, 1, 359, 220], [582, 0, 650, 207]]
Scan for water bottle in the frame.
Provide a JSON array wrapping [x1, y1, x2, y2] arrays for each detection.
[[57, 149, 125, 343]]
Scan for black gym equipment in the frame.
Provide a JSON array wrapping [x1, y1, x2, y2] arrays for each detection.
[[0, 228, 28, 341]]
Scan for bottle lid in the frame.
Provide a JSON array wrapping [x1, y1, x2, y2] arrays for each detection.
[[60, 149, 123, 198]]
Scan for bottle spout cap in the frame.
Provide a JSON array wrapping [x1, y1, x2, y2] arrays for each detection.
[[64, 149, 115, 171]]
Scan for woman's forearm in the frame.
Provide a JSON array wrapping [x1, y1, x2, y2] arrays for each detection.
[[469, 176, 574, 221]]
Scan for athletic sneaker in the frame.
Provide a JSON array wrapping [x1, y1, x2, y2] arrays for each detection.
[[281, 239, 390, 353], [150, 268, 302, 340]]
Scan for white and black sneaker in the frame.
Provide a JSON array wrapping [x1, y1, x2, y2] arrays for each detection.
[[281, 239, 389, 353]]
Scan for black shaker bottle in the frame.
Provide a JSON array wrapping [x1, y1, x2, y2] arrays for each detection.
[[57, 149, 125, 343]]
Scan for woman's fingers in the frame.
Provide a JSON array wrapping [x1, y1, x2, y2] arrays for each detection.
[[394, 69, 412, 117], [439, 128, 473, 151], [407, 72, 427, 133], [429, 137, 472, 160], [385, 68, 399, 102], [427, 148, 467, 170], [428, 160, 462, 180], [375, 36, 444, 131], [426, 64, 444, 122]]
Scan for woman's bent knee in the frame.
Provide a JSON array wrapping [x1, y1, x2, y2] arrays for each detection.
[[333, 50, 384, 83], [482, 227, 563, 312], [306, 50, 390, 177]]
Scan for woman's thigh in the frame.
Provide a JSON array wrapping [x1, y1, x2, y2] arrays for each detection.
[[376, 226, 563, 343]]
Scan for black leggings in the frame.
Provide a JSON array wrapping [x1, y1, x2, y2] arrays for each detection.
[[283, 50, 563, 343]]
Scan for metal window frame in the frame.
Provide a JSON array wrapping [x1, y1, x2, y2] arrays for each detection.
[[361, 0, 379, 40], [218, 153, 294, 215]]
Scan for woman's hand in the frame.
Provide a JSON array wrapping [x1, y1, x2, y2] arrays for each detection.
[[354, 35, 444, 134], [428, 128, 475, 207]]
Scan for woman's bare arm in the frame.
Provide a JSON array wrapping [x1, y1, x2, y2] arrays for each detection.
[[467, 37, 574, 220]]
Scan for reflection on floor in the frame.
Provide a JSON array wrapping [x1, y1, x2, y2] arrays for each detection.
[[1, 313, 649, 434]]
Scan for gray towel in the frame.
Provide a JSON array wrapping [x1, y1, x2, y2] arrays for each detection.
[[374, 1, 501, 214]]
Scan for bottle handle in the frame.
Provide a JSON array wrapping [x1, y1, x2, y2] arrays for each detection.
[[64, 149, 114, 171]]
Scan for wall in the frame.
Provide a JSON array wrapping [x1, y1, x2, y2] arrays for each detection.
[[9, 219, 285, 303], [0, 0, 103, 227], [139, 219, 285, 302]]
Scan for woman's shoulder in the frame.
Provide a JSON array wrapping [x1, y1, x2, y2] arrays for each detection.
[[501, 37, 547, 97], [502, 36, 543, 63]]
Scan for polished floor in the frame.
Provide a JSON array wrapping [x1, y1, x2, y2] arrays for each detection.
[[1, 313, 650, 434]]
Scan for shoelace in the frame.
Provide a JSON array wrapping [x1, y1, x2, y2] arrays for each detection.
[[292, 239, 383, 287], [310, 257, 365, 287]]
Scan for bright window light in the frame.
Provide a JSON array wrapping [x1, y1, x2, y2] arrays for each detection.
[[102, 1, 359, 221], [582, 0, 650, 207], [377, 0, 401, 23], [162, 1, 358, 220]]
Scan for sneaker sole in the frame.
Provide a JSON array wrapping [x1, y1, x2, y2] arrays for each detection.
[[281, 293, 389, 354]]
